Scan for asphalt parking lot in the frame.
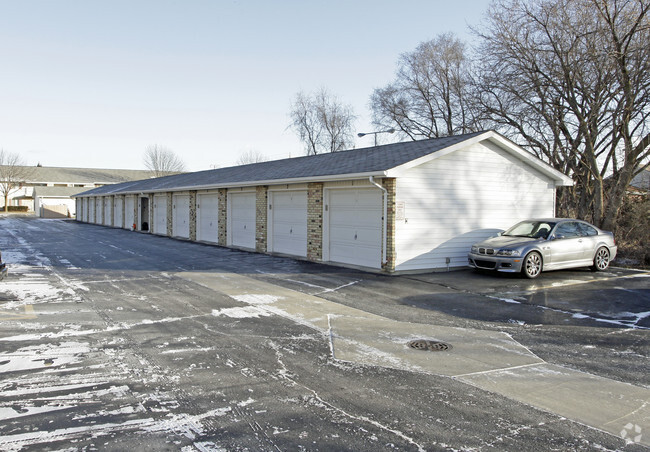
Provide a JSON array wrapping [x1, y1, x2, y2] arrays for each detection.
[[0, 217, 648, 451]]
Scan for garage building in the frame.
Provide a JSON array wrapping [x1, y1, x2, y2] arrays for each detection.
[[75, 131, 573, 273]]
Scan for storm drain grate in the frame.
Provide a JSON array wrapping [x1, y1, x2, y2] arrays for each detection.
[[407, 340, 452, 352]]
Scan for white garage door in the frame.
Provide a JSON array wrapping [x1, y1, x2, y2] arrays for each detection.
[[270, 190, 307, 257], [197, 193, 219, 243], [124, 196, 135, 229], [104, 198, 112, 226], [114, 197, 123, 228], [82, 198, 89, 222], [173, 194, 190, 239], [153, 194, 167, 236], [327, 188, 382, 269], [125, 197, 135, 230], [229, 192, 256, 249], [89, 198, 96, 223]]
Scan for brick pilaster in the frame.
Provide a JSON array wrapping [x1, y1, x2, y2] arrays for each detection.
[[218, 189, 228, 245], [307, 183, 324, 261], [382, 178, 397, 272], [255, 186, 268, 253], [166, 192, 173, 236], [189, 191, 197, 241]]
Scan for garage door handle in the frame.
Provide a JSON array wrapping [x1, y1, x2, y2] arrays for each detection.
[[354, 233, 357, 240], [290, 228, 293, 234]]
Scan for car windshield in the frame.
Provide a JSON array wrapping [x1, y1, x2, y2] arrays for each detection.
[[503, 221, 556, 239]]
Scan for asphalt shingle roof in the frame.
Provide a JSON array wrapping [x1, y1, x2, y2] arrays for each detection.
[[77, 132, 486, 197], [5, 166, 154, 184]]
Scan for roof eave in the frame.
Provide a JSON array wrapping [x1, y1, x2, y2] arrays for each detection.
[[73, 171, 389, 197]]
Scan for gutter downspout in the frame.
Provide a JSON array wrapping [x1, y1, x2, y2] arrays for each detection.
[[369, 176, 388, 268]]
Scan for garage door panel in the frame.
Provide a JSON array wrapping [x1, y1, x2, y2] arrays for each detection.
[[270, 191, 307, 257], [173, 195, 190, 239], [125, 198, 135, 229], [114, 199, 123, 228], [327, 188, 382, 268], [153, 195, 167, 235], [230, 192, 256, 249], [197, 193, 219, 243]]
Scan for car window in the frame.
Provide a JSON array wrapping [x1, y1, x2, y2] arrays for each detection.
[[555, 222, 581, 238], [504, 221, 556, 238], [577, 223, 598, 236]]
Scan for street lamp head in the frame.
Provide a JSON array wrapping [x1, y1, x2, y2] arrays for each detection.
[[357, 132, 366, 138]]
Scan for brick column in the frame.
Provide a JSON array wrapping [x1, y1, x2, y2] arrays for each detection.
[[382, 178, 397, 272], [189, 191, 197, 241], [307, 183, 324, 261], [166, 192, 173, 236], [255, 186, 268, 253], [218, 189, 228, 246]]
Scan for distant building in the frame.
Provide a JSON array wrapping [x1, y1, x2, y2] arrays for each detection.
[[629, 168, 649, 198], [2, 166, 153, 218]]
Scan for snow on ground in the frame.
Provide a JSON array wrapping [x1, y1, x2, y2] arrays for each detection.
[[0, 219, 257, 451]]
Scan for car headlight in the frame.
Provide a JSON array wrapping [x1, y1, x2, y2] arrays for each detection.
[[496, 249, 521, 256], [470, 245, 479, 254]]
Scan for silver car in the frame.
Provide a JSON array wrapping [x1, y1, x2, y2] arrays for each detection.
[[468, 219, 617, 279]]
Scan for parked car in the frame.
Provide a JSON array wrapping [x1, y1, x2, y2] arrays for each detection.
[[0, 250, 7, 280], [468, 219, 617, 279]]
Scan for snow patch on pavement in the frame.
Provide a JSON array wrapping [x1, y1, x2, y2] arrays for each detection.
[[231, 294, 281, 305], [0, 341, 90, 374], [211, 306, 272, 318]]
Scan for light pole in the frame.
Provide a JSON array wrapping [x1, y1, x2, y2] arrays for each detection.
[[357, 128, 395, 146]]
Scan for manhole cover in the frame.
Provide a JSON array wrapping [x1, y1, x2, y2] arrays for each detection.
[[407, 340, 452, 352]]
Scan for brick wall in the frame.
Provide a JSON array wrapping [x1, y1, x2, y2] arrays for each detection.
[[189, 191, 197, 241], [218, 189, 228, 245], [166, 192, 173, 236], [382, 178, 397, 272], [255, 186, 268, 253], [307, 182, 324, 261]]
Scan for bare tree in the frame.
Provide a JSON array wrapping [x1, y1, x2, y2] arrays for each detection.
[[0, 150, 34, 212], [474, 0, 650, 231], [143, 144, 187, 177], [289, 88, 356, 155], [370, 33, 482, 140], [235, 149, 269, 165]]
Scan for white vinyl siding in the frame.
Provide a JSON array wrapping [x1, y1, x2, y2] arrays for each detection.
[[197, 193, 219, 243], [153, 194, 167, 236], [228, 192, 256, 249], [268, 190, 308, 257], [394, 141, 556, 272], [172, 194, 190, 239], [113, 197, 123, 228], [325, 188, 382, 269]]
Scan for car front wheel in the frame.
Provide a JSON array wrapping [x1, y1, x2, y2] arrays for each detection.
[[522, 252, 542, 279], [592, 247, 610, 271]]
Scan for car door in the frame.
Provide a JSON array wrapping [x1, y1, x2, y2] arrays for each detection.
[[577, 222, 600, 260], [548, 221, 586, 265]]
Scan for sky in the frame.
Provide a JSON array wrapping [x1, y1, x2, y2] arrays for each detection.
[[0, 0, 490, 172]]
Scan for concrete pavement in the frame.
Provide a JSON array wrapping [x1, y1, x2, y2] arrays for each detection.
[[179, 270, 650, 447]]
